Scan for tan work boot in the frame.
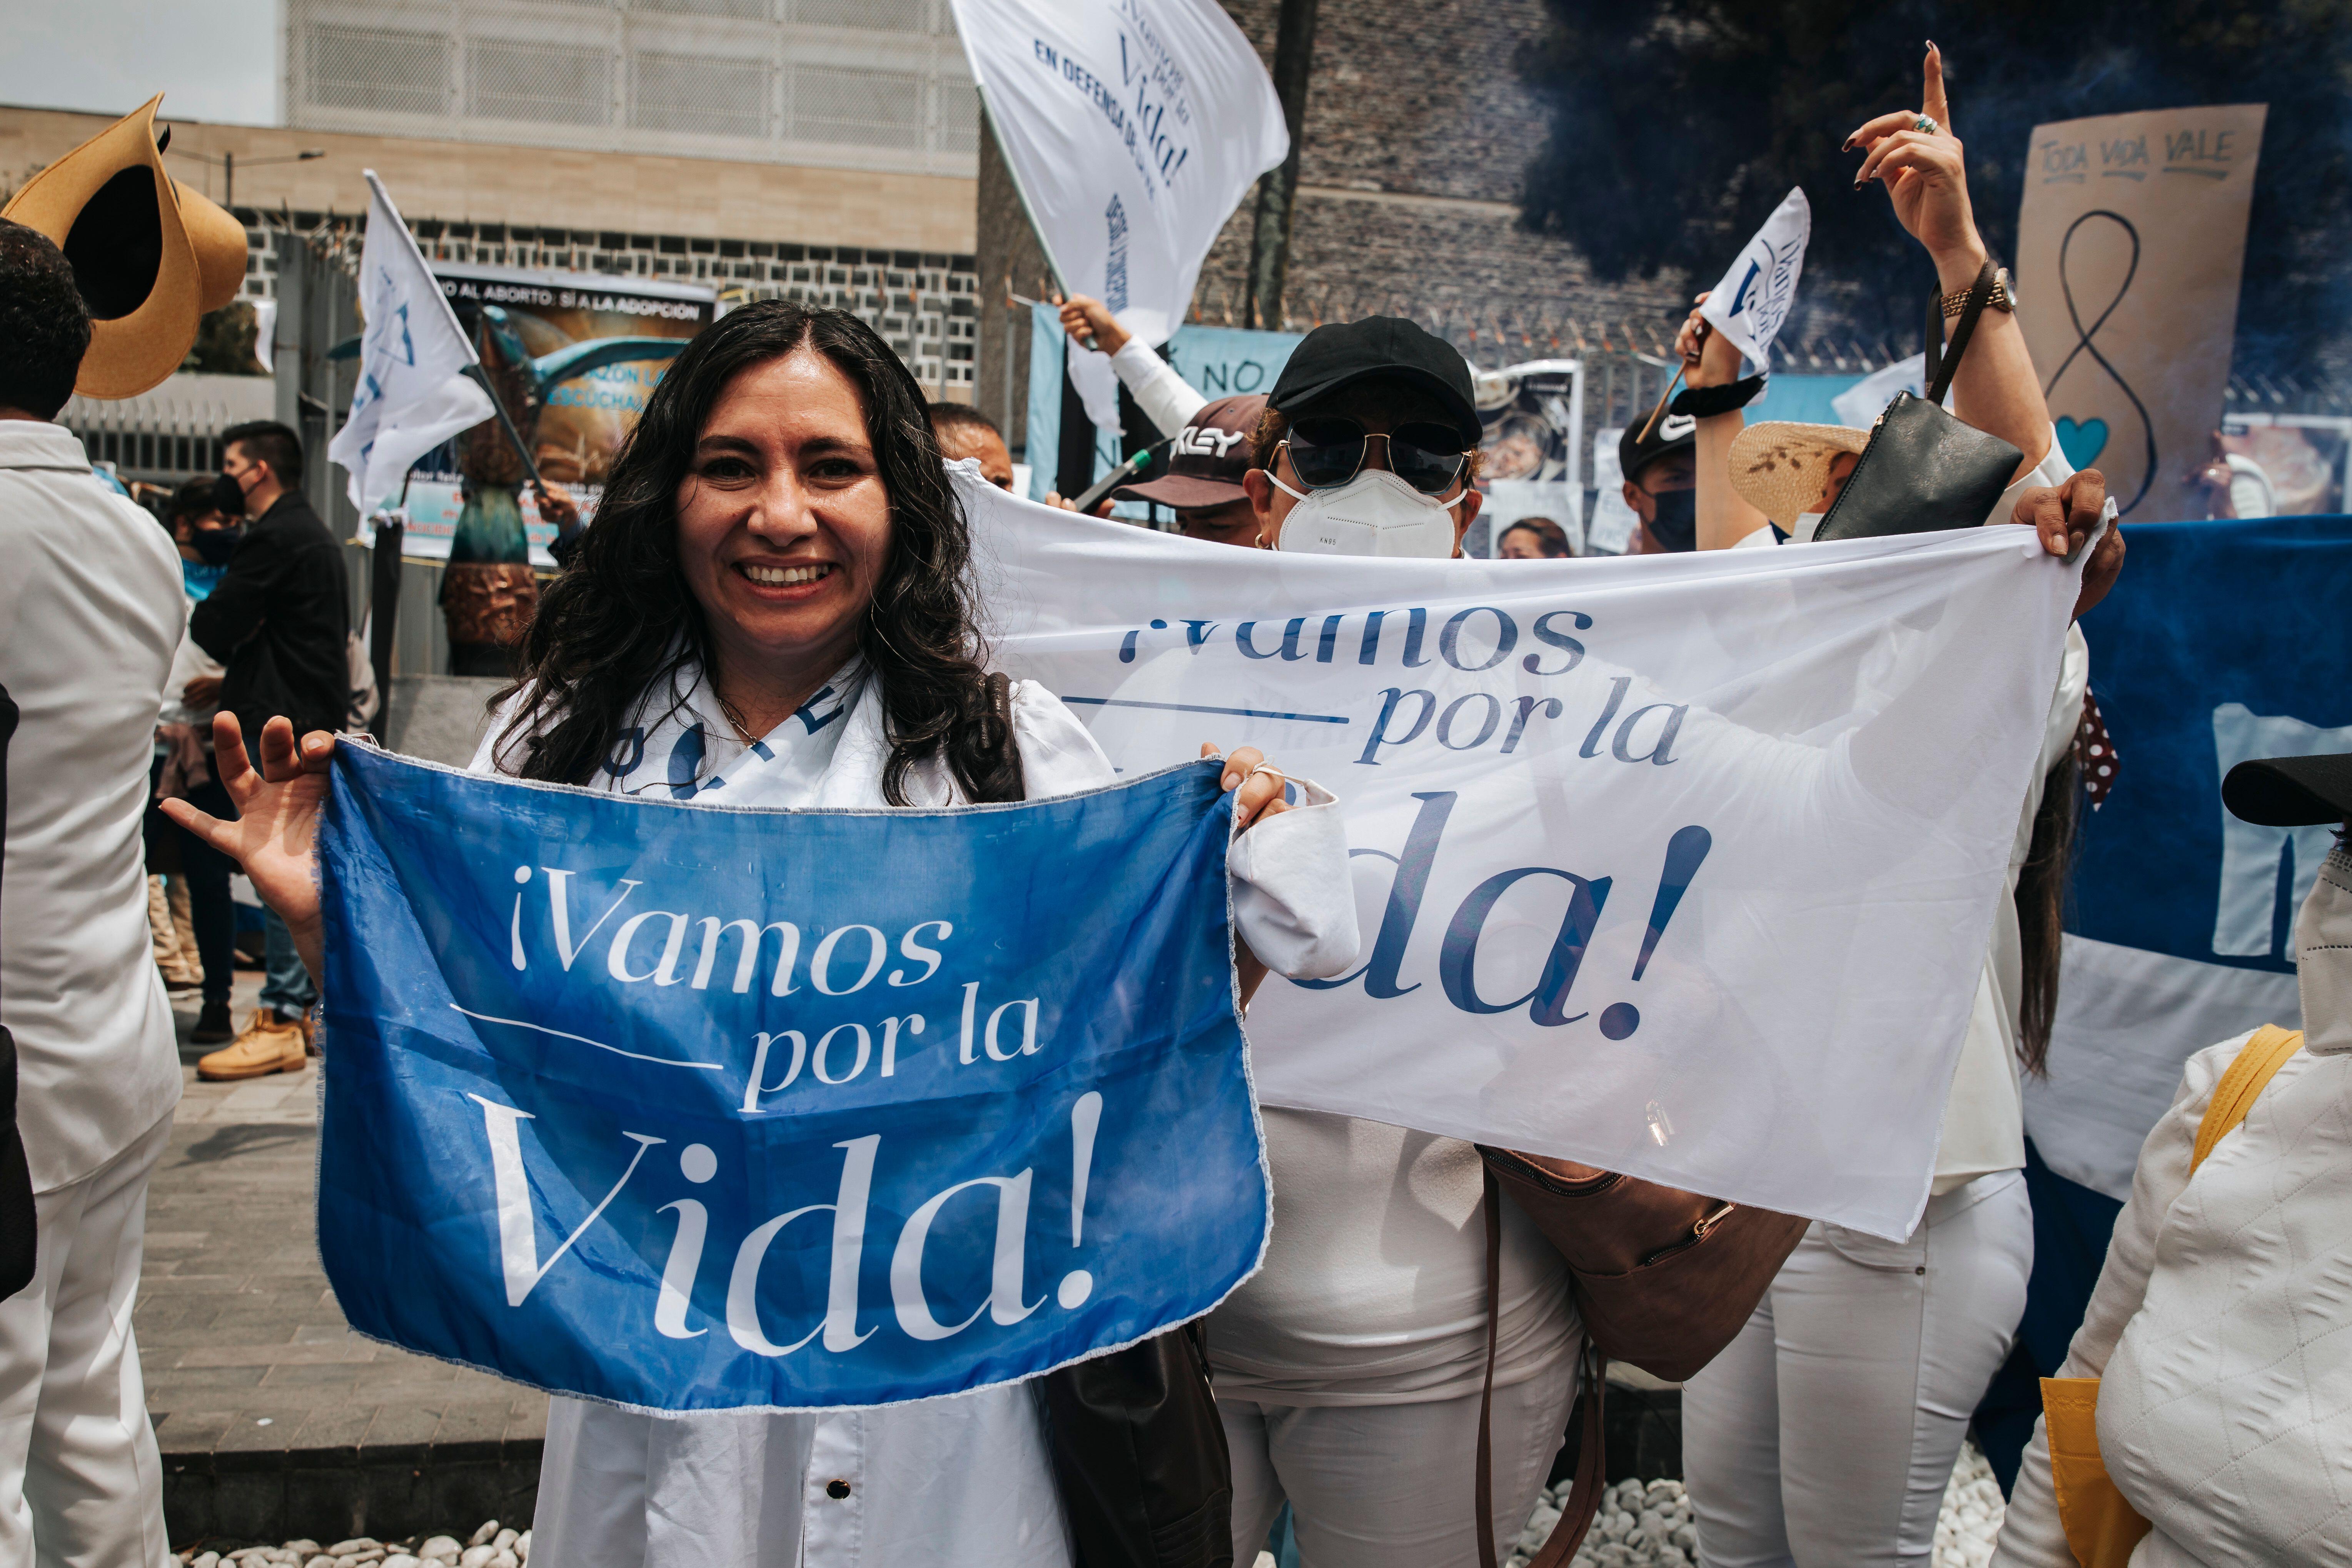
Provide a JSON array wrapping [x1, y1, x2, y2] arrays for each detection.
[[197, 1009, 309, 1081]]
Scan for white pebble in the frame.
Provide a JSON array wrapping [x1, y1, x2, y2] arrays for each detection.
[[193, 1556, 220, 1568], [458, 1551, 495, 1568], [514, 1533, 529, 1565], [382, 1558, 421, 1568], [490, 1555, 518, 1568], [470, 1522, 502, 1548], [327, 1544, 378, 1558], [419, 1541, 461, 1565]]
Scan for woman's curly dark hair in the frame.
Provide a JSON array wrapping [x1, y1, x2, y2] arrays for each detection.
[[492, 301, 1021, 805]]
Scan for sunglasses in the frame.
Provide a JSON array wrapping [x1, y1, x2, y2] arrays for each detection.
[[1284, 417, 1468, 496]]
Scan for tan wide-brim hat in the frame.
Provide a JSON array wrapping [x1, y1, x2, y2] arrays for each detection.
[[2, 95, 248, 399], [1728, 421, 1871, 528]]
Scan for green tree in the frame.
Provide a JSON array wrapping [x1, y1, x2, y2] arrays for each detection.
[[1518, 0, 2352, 378]]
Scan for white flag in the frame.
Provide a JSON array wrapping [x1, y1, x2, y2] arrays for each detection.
[[953, 0, 1287, 387], [959, 469, 2084, 1238], [1699, 186, 1811, 372], [328, 171, 493, 513]]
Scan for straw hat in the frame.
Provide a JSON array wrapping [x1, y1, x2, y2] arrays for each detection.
[[1727, 421, 1871, 528], [2, 95, 249, 399]]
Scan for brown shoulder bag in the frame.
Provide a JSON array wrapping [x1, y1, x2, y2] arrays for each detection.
[[1471, 1151, 1811, 1568]]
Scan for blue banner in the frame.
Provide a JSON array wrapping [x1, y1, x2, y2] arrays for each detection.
[[2028, 514, 2351, 1202], [2070, 514, 2352, 968], [315, 745, 1265, 1411]]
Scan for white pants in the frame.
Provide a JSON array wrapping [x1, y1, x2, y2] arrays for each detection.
[[0, 1115, 171, 1568], [1682, 1171, 2032, 1568], [1222, 1370, 1577, 1568]]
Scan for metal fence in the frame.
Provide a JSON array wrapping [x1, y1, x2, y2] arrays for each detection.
[[58, 399, 246, 486]]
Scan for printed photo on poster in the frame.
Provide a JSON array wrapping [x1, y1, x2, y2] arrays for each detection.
[[2220, 414, 2352, 516], [370, 264, 716, 563], [1472, 361, 1585, 557]]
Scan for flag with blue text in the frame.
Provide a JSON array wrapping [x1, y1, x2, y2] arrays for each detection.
[[316, 745, 1263, 1412]]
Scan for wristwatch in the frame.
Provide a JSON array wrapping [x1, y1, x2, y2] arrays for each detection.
[[1941, 266, 2016, 319]]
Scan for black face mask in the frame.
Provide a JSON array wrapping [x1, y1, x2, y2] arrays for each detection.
[[211, 472, 249, 519], [1646, 486, 1698, 553], [191, 526, 243, 567]]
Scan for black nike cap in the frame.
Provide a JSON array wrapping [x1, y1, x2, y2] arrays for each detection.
[[1269, 317, 1482, 446]]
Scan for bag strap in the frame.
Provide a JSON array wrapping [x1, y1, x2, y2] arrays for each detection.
[[1478, 1170, 1609, 1568], [1923, 258, 1999, 408], [2191, 1024, 2304, 1173]]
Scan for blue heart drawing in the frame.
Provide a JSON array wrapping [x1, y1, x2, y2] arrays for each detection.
[[2055, 416, 2110, 472]]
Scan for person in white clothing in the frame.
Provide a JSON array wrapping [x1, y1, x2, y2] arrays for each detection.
[[1665, 47, 2131, 1568], [1195, 314, 1584, 1567], [169, 301, 1360, 1568], [1057, 294, 1209, 446], [1991, 753, 2352, 1568], [0, 218, 187, 1565]]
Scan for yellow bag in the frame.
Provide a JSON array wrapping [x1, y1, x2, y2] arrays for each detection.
[[2041, 1023, 2304, 1567]]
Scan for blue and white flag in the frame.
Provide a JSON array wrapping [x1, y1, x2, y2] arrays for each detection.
[[327, 171, 493, 513], [315, 744, 1264, 1412], [1699, 187, 1810, 372], [2028, 515, 2352, 1198]]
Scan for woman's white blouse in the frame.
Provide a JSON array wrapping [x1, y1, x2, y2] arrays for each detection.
[[472, 667, 1356, 1568]]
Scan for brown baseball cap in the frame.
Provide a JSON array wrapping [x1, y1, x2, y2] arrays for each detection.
[[1115, 395, 1265, 510]]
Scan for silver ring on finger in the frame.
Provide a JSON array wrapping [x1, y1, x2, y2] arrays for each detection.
[[1914, 114, 1939, 136]]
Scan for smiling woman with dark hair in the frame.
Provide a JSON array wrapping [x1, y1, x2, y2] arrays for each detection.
[[168, 300, 1359, 1568]]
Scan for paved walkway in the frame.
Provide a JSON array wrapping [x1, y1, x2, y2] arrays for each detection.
[[144, 970, 546, 1543]]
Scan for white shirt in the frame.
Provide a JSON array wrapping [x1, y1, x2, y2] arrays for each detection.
[[1734, 429, 2090, 1191], [1108, 338, 1209, 439], [0, 422, 185, 1190], [1207, 1109, 1577, 1405], [484, 665, 1355, 1568]]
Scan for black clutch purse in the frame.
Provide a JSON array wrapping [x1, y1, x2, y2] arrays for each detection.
[[1812, 260, 2022, 543]]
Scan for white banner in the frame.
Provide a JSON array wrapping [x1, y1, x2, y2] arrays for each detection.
[[329, 171, 493, 513], [965, 473, 2083, 1237], [1699, 186, 1811, 372], [953, 0, 1287, 360]]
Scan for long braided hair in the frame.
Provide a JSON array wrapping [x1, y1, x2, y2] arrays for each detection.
[[492, 301, 1021, 805]]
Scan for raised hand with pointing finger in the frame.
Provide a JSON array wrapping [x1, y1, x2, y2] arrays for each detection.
[[1847, 43, 1979, 267], [1845, 42, 2052, 479]]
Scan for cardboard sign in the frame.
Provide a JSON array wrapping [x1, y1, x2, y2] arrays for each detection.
[[2015, 106, 2266, 521]]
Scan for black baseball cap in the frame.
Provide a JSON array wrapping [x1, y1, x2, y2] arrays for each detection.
[[1269, 317, 1482, 446], [1619, 410, 1698, 487], [2223, 754, 2352, 826], [1115, 395, 1264, 509]]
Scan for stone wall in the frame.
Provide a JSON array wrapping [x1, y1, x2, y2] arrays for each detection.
[[973, 0, 1708, 456], [1192, 0, 1697, 346]]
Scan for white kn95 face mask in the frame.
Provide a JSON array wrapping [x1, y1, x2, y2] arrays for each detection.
[[1270, 467, 1462, 559]]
